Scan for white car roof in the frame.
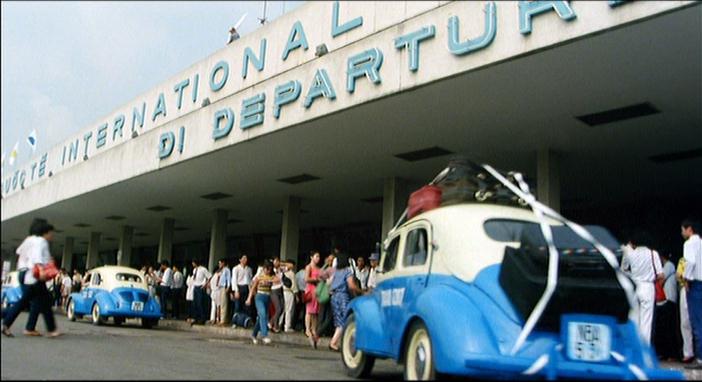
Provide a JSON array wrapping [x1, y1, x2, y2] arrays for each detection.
[[88, 266, 147, 291], [395, 203, 560, 282]]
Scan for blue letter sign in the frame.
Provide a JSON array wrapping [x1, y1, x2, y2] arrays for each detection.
[[347, 48, 384, 93], [448, 2, 497, 55], [519, 1, 577, 35]]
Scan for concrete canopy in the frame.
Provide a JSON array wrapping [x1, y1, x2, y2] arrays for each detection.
[[2, 2, 700, 258]]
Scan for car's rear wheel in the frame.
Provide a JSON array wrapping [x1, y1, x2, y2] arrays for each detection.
[[91, 303, 106, 326], [341, 313, 375, 378], [404, 321, 438, 381], [67, 299, 77, 321], [141, 318, 157, 329]]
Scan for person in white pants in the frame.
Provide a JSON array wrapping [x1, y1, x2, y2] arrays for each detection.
[[678, 257, 695, 362], [620, 236, 664, 345], [279, 260, 299, 332]]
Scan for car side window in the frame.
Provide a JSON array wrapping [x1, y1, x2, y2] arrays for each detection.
[[403, 228, 429, 267], [383, 236, 401, 273], [91, 273, 101, 286]]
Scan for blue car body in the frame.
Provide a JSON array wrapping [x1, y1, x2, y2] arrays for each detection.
[[1, 271, 22, 313], [67, 266, 161, 324], [69, 286, 161, 320]]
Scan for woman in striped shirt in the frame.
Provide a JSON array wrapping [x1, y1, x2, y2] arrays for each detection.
[[246, 261, 280, 345]]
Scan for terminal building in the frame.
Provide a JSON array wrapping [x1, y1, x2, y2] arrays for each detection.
[[2, 1, 700, 273]]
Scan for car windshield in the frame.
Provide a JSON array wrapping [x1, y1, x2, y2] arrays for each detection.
[[115, 273, 143, 283]]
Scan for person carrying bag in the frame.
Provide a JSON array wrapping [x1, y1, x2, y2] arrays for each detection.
[[651, 250, 666, 303]]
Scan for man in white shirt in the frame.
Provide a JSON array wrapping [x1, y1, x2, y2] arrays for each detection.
[[157, 261, 173, 318], [231, 255, 253, 326], [2, 219, 60, 338], [190, 259, 211, 326], [171, 265, 185, 319], [681, 219, 702, 369], [355, 256, 370, 291], [619, 233, 663, 345], [366, 252, 380, 292], [217, 259, 231, 326]]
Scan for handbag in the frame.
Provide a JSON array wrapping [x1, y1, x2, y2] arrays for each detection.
[[303, 288, 314, 303], [316, 280, 330, 305], [282, 272, 292, 289], [33, 260, 59, 281], [650, 250, 666, 303]]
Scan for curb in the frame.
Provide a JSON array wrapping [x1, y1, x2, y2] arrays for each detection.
[[158, 319, 332, 348]]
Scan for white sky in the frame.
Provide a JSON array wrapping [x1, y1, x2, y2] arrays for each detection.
[[1, 0, 304, 169]]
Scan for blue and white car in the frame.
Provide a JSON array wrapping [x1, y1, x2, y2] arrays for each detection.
[[66, 266, 161, 328], [1, 271, 22, 313], [340, 162, 683, 380]]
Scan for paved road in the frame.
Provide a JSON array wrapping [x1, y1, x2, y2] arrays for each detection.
[[1, 313, 402, 380], [2, 313, 698, 380]]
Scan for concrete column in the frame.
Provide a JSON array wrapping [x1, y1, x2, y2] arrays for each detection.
[[117, 226, 134, 267], [208, 209, 227, 271], [381, 177, 409, 242], [537, 148, 561, 213], [280, 196, 301, 263], [157, 218, 175, 264], [61, 237, 74, 271], [86, 232, 101, 270]]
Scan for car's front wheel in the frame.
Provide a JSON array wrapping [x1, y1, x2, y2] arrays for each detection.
[[91, 303, 106, 326], [67, 299, 77, 321], [403, 321, 438, 381], [341, 312, 375, 378]]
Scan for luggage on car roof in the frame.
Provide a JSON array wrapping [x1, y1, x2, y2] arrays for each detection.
[[498, 224, 629, 332]]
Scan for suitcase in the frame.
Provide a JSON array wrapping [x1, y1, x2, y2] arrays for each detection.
[[232, 312, 252, 328], [407, 185, 442, 219], [498, 224, 628, 332]]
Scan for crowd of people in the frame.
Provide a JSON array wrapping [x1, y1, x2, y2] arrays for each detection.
[[620, 218, 702, 369], [2, 216, 700, 370], [141, 249, 381, 350]]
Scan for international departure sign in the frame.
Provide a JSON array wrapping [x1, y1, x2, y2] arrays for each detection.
[[0, 0, 683, 199]]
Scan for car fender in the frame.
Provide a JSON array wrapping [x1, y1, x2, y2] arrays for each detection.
[[412, 282, 500, 373], [350, 294, 392, 357], [6, 287, 22, 304], [94, 290, 117, 314], [68, 292, 89, 314]]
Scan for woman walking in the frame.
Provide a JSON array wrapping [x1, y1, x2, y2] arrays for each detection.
[[304, 251, 322, 349], [2, 219, 61, 338], [328, 252, 362, 351], [246, 261, 279, 345]]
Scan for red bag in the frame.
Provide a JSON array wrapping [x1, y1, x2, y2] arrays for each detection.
[[407, 185, 442, 219], [302, 288, 314, 303], [650, 250, 666, 303], [33, 260, 59, 281], [655, 280, 666, 303]]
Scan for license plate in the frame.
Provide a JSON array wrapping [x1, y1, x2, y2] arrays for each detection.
[[567, 322, 611, 362], [131, 301, 144, 312]]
